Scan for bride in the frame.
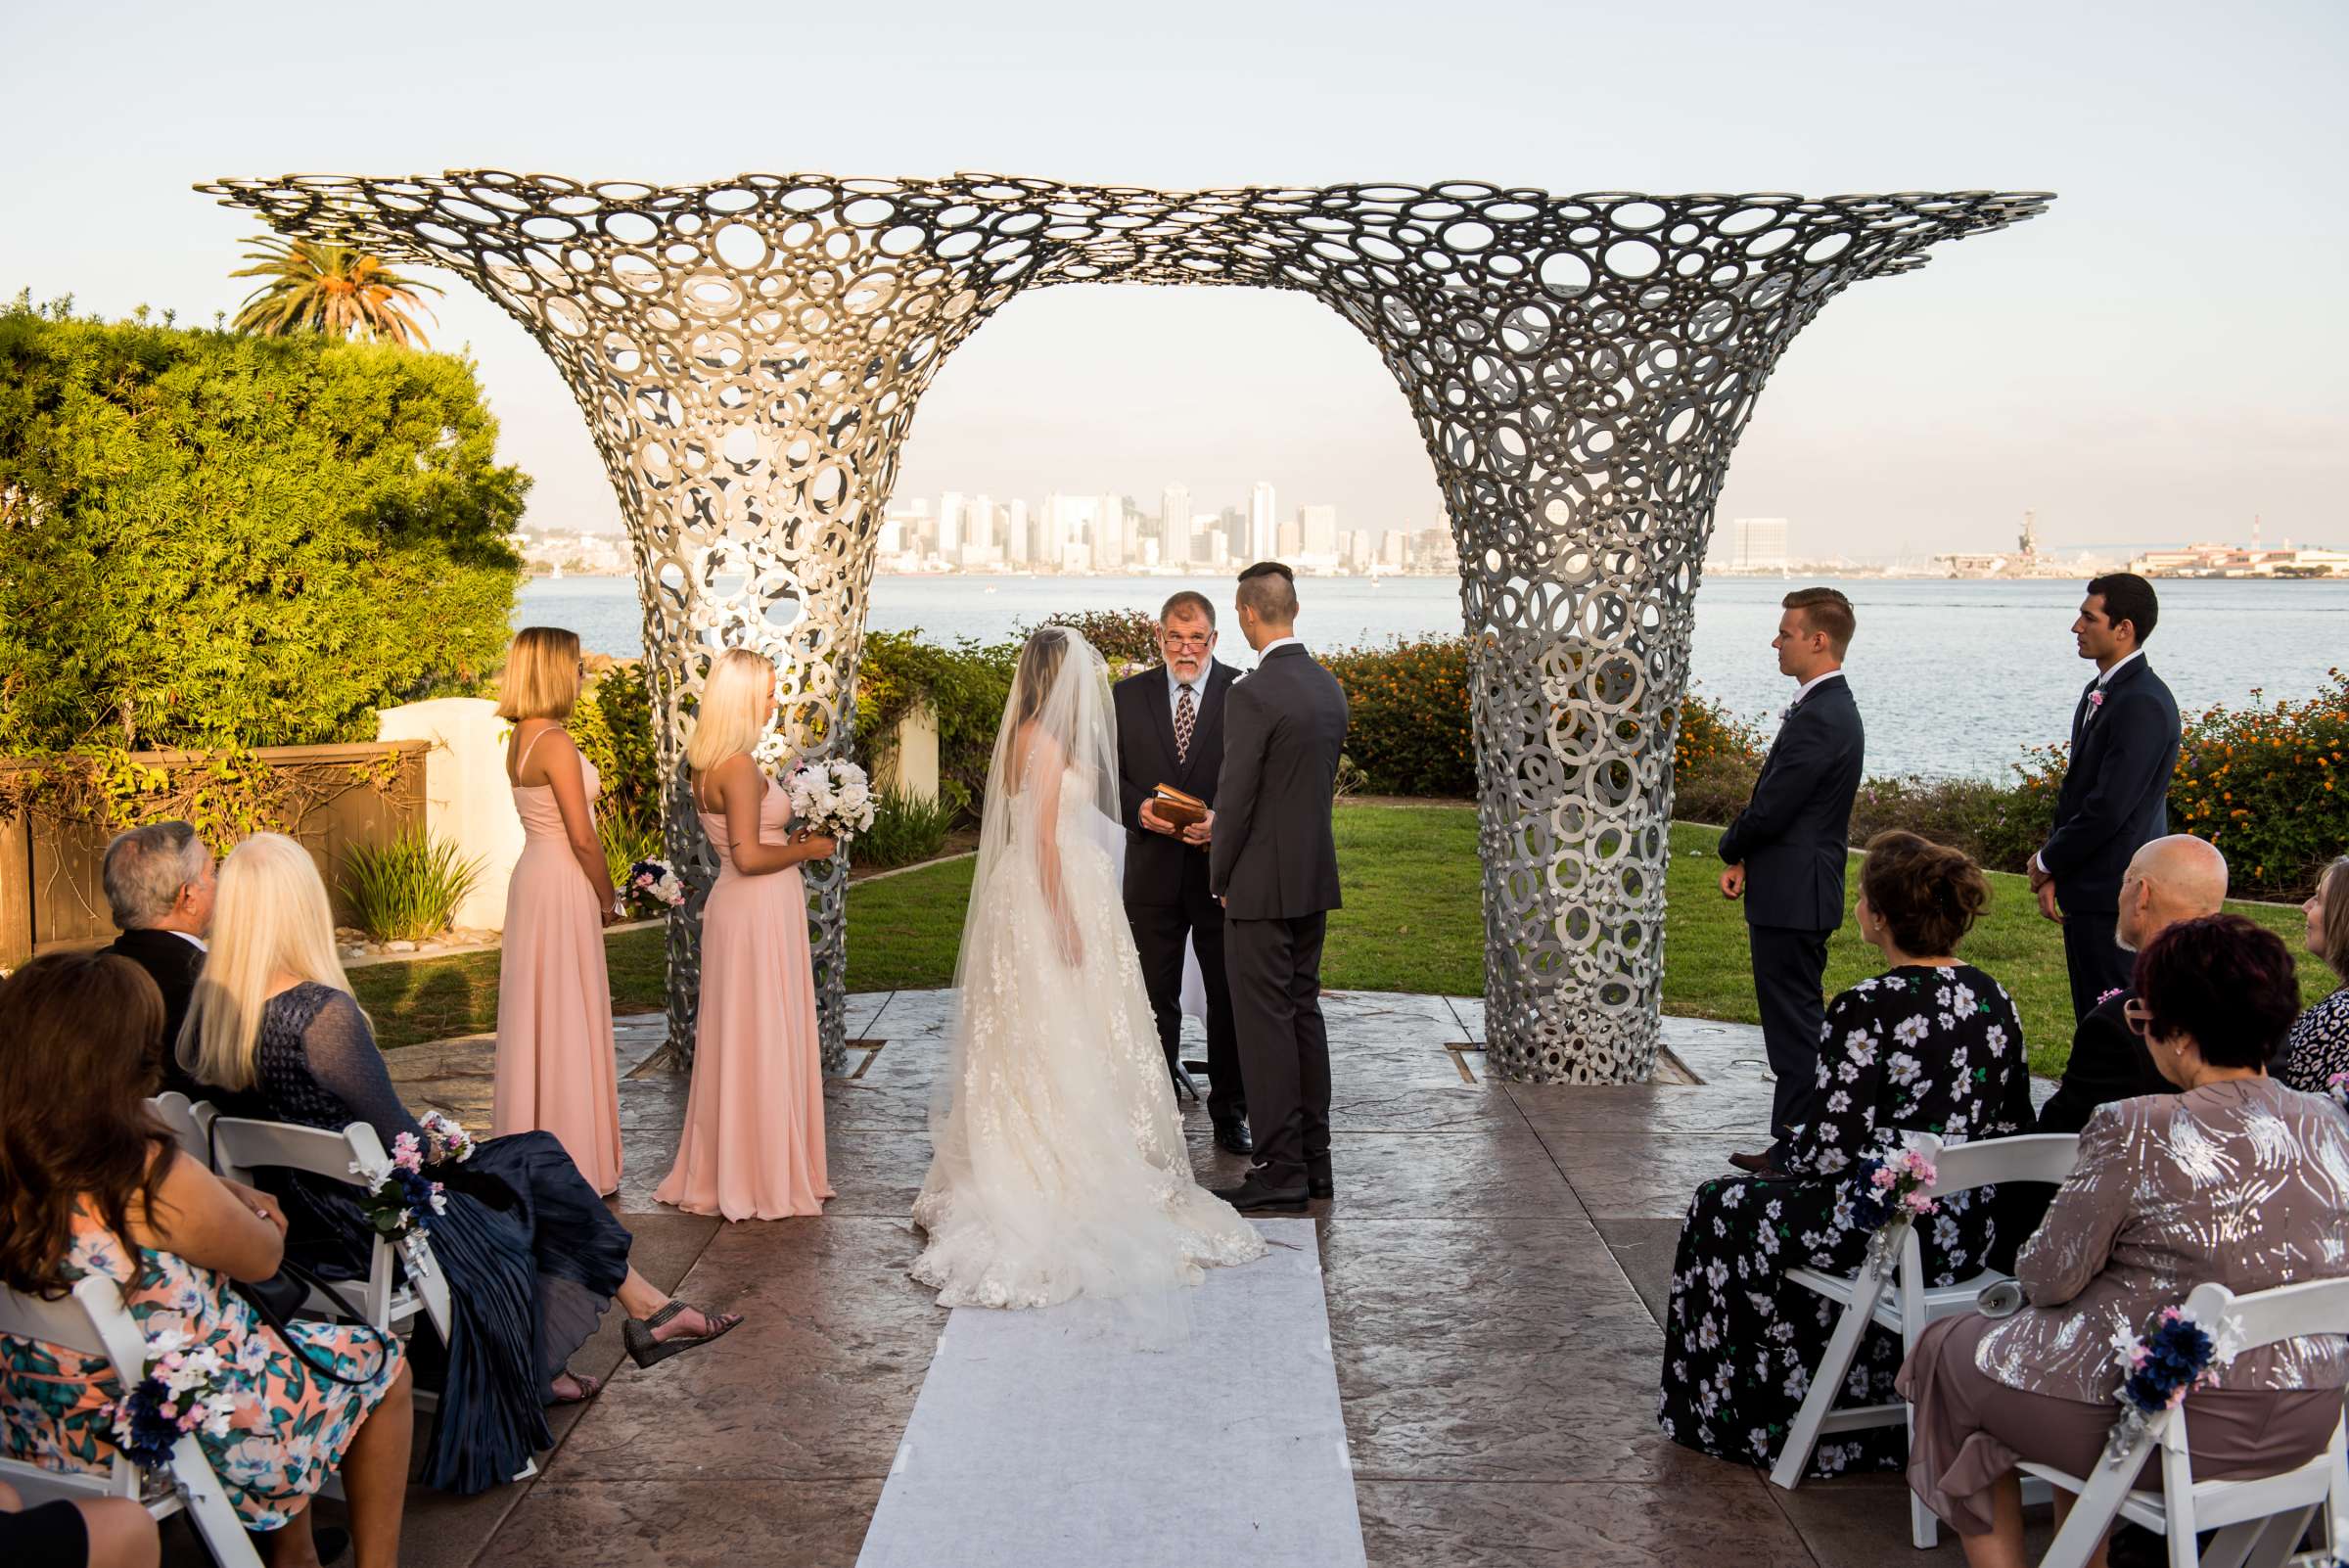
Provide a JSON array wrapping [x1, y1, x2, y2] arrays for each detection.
[[911, 627, 1267, 1310]]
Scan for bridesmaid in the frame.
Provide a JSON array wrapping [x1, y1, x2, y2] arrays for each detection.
[[492, 627, 624, 1196], [656, 649, 836, 1221]]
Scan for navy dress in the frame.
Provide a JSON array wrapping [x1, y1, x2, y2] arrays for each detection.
[[215, 983, 632, 1494], [1656, 963, 2036, 1475]]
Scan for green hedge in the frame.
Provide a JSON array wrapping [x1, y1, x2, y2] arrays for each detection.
[[0, 296, 527, 756], [1321, 638, 1476, 796]]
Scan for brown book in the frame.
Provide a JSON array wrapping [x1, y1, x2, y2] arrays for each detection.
[[1151, 783, 1208, 829]]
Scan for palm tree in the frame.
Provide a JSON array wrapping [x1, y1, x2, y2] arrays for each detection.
[[229, 237, 442, 347]]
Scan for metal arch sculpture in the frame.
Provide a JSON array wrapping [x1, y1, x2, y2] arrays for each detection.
[[199, 171, 2050, 1083]]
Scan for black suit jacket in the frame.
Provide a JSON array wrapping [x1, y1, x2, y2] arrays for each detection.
[[101, 926, 208, 1099], [1113, 660, 1237, 907], [1209, 645, 1349, 920], [1718, 675, 1865, 932], [2041, 657, 2181, 913], [2035, 990, 2169, 1135]]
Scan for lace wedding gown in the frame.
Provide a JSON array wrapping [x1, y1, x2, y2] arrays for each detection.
[[911, 630, 1266, 1311]]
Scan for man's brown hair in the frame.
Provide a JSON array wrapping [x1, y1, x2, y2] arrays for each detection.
[[1783, 586, 1856, 657]]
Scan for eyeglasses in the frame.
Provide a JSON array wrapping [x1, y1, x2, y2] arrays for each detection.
[[1163, 632, 1213, 649], [2123, 998, 2152, 1038]]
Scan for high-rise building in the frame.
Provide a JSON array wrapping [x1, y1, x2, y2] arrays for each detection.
[[1276, 519, 1302, 557], [1161, 484, 1191, 567], [965, 494, 994, 554], [1006, 498, 1031, 565], [939, 491, 965, 559], [1730, 517, 1790, 572], [1347, 530, 1373, 570], [1299, 504, 1338, 558], [1248, 482, 1278, 562]]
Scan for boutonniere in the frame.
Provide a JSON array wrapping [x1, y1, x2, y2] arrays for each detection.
[[2089, 689, 2105, 711]]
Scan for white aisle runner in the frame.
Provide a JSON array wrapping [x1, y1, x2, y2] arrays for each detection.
[[856, 1219, 1367, 1568]]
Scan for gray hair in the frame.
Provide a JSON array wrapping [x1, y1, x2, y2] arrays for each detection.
[[102, 821, 208, 930], [1160, 590, 1216, 628]]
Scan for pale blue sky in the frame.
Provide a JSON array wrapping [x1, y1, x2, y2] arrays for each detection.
[[4, 0, 2343, 558]]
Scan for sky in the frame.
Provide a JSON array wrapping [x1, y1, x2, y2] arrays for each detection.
[[3, 0, 2344, 560]]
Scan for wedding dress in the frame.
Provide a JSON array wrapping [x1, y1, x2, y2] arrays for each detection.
[[911, 628, 1267, 1312]]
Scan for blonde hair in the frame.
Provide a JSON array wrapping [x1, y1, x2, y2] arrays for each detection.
[[180, 833, 359, 1091], [495, 626, 583, 721], [687, 649, 775, 772]]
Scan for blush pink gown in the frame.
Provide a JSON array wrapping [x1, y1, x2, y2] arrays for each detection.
[[655, 774, 832, 1221], [491, 734, 623, 1195]]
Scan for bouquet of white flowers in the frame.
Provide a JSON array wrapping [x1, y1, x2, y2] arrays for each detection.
[[784, 758, 876, 845]]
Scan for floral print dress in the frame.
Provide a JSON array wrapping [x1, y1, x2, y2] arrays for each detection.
[[1657, 963, 2036, 1475], [0, 1209, 403, 1529]]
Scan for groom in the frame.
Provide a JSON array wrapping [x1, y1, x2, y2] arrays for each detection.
[[1210, 562, 1350, 1213], [1114, 589, 1251, 1155]]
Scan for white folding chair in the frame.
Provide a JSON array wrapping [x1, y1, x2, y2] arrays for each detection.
[[2033, 1277, 2349, 1568], [1768, 1130, 2083, 1548], [0, 1274, 263, 1568], [147, 1093, 209, 1163], [204, 1115, 453, 1346]]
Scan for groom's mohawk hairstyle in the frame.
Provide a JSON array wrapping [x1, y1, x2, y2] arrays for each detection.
[[1236, 561, 1298, 623]]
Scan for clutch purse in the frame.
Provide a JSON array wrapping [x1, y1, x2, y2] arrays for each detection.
[[1151, 783, 1208, 829]]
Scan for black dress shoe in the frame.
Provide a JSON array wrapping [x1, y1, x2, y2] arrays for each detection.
[[1214, 1122, 1254, 1156], [1211, 1175, 1311, 1213], [1309, 1178, 1333, 1200]]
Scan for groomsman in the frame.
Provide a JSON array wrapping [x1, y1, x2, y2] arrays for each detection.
[[2029, 573, 2181, 1021], [1113, 590, 1251, 1155], [1718, 587, 1865, 1175]]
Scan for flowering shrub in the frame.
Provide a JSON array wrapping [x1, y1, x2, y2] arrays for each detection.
[[2165, 669, 2349, 899], [1320, 638, 1476, 797], [1021, 609, 1163, 667]]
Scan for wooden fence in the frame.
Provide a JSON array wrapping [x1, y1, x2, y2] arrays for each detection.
[[0, 741, 430, 969]]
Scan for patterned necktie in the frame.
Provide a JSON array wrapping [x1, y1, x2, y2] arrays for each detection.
[[1174, 683, 1196, 765]]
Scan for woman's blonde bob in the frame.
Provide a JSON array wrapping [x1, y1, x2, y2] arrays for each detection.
[[495, 626, 583, 721], [180, 832, 360, 1092], [687, 649, 777, 773]]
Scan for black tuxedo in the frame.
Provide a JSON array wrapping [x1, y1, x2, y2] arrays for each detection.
[[1113, 660, 1244, 1125], [1211, 643, 1350, 1190], [2041, 656, 2180, 1019], [1717, 674, 1865, 1156], [1989, 990, 2174, 1271], [102, 926, 209, 1099]]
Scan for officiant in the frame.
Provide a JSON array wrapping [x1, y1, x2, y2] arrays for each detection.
[[1114, 590, 1251, 1156]]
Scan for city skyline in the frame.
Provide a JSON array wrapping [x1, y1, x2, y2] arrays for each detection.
[[13, 3, 2337, 561]]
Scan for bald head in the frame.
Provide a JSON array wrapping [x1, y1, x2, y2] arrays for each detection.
[[2117, 834, 2228, 952]]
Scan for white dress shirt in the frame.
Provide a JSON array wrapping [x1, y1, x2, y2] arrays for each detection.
[[1256, 634, 1304, 661], [1165, 662, 1208, 726], [171, 929, 208, 952], [1787, 668, 1845, 710]]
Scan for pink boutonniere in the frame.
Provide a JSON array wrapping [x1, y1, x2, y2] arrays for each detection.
[[2089, 689, 2105, 710]]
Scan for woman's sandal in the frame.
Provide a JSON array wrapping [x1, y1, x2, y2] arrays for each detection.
[[548, 1370, 604, 1406], [623, 1299, 744, 1369]]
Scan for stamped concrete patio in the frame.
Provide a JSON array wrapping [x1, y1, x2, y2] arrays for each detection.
[[192, 992, 2015, 1567]]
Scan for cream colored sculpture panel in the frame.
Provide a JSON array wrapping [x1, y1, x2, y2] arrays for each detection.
[[202, 172, 2050, 1081]]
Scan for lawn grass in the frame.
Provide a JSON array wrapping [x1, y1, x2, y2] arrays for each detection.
[[358, 805, 2328, 1076]]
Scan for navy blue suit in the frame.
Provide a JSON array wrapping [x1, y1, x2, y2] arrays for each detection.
[[2040, 656, 2180, 1019], [1718, 674, 1865, 1155]]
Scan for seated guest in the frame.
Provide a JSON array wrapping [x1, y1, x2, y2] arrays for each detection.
[[2035, 834, 2227, 1134], [1659, 831, 2034, 1473], [2280, 853, 2349, 1094], [0, 952, 412, 1568], [182, 833, 744, 1495], [0, 1480, 157, 1568], [97, 820, 215, 1099], [1898, 915, 2349, 1568]]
